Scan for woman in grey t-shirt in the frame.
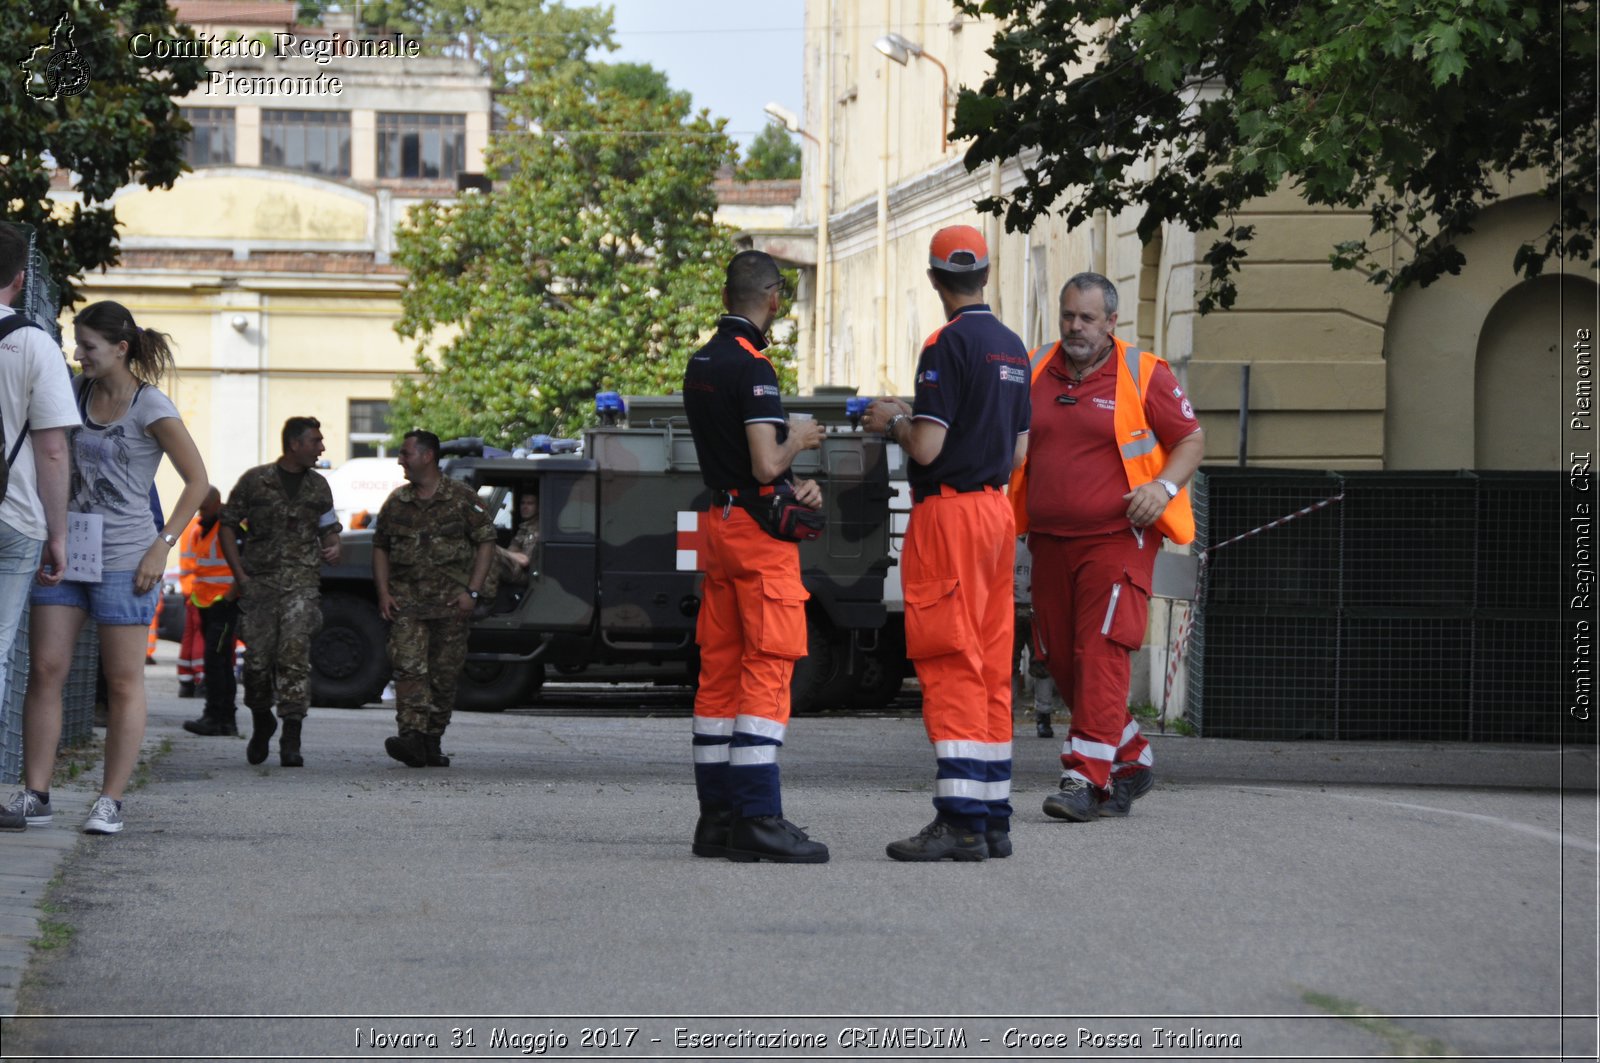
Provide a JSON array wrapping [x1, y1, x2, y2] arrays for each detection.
[[9, 301, 209, 837]]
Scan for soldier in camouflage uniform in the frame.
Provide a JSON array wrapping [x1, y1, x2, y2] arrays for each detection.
[[220, 417, 342, 768], [373, 430, 495, 768]]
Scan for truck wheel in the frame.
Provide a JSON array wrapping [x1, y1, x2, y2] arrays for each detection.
[[457, 661, 545, 712], [789, 620, 835, 715], [311, 594, 390, 708], [849, 619, 907, 711], [791, 613, 858, 714]]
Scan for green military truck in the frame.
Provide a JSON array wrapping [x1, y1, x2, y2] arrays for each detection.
[[309, 394, 909, 713]]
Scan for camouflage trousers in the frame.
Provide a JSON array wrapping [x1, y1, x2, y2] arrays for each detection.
[[389, 612, 471, 736], [240, 583, 322, 719]]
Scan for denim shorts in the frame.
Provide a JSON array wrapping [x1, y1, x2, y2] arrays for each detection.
[[31, 569, 160, 626]]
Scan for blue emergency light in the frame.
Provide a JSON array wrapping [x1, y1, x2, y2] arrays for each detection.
[[595, 391, 626, 426]]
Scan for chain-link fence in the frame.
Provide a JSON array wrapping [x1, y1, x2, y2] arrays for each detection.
[[1188, 469, 1573, 743]]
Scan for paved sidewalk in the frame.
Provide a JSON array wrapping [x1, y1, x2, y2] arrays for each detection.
[[1, 655, 1596, 1061]]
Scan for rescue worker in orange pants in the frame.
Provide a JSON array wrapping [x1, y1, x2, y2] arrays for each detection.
[[864, 226, 1031, 861], [1010, 272, 1204, 821], [179, 487, 241, 736], [683, 250, 829, 864]]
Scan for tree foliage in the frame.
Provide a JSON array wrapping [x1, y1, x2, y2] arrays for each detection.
[[2, 0, 206, 307], [953, 0, 1596, 311], [389, 11, 771, 444], [738, 120, 801, 182], [353, 0, 613, 92]]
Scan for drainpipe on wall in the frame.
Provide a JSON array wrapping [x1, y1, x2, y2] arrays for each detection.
[[815, 4, 833, 389], [1238, 362, 1251, 467], [876, 0, 895, 393]]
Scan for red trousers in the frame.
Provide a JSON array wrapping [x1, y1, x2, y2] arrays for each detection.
[[178, 602, 205, 683], [692, 506, 808, 818], [902, 487, 1015, 830], [1028, 528, 1157, 791]]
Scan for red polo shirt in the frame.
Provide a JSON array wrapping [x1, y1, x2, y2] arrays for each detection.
[[1026, 344, 1199, 537]]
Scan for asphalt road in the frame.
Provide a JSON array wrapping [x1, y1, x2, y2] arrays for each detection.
[[1, 666, 1596, 1062]]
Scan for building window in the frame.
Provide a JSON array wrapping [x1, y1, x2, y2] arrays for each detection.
[[349, 400, 391, 458], [376, 112, 466, 180], [183, 107, 235, 167], [260, 109, 351, 177]]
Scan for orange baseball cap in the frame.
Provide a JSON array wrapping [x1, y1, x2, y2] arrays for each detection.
[[928, 225, 989, 272]]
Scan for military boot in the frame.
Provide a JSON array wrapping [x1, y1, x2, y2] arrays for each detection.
[[422, 734, 450, 767], [278, 718, 304, 768], [691, 804, 735, 858], [384, 730, 427, 768], [182, 712, 238, 737], [246, 707, 277, 765], [725, 815, 829, 864]]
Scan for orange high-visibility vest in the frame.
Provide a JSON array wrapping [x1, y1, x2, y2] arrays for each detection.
[[1008, 335, 1195, 544], [179, 518, 234, 608]]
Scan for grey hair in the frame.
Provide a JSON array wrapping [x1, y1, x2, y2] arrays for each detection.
[[1060, 272, 1119, 316]]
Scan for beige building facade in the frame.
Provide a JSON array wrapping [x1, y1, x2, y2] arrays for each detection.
[[784, 0, 1592, 472]]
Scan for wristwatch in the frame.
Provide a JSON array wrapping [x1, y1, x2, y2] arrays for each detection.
[[467, 589, 481, 600], [885, 413, 907, 440], [160, 531, 179, 547], [1154, 478, 1179, 499]]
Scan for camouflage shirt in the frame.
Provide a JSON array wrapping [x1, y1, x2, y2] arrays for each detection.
[[220, 463, 341, 588], [374, 477, 496, 617]]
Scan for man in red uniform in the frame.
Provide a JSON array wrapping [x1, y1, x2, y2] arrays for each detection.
[[682, 250, 829, 864], [864, 225, 1031, 862], [1013, 272, 1204, 821]]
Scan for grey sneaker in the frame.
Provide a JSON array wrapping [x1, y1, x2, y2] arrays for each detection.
[[1099, 767, 1155, 817], [4, 789, 52, 827], [83, 796, 124, 835], [1042, 776, 1103, 823]]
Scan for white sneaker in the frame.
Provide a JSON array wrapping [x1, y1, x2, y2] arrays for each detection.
[[83, 796, 123, 835], [3, 789, 52, 826]]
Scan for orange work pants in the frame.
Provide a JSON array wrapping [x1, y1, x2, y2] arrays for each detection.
[[902, 487, 1015, 832], [691, 506, 809, 818]]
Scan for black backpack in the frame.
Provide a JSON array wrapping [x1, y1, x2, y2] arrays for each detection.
[[0, 315, 42, 505]]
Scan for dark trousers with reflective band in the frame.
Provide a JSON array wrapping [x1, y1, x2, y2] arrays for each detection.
[[199, 599, 239, 715], [390, 612, 471, 737], [902, 488, 1015, 833], [692, 507, 807, 819], [1028, 528, 1157, 791]]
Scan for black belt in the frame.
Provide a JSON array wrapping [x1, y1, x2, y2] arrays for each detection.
[[712, 487, 777, 508], [910, 483, 1003, 504]]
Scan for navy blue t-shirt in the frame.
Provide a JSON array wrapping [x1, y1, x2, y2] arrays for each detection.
[[682, 315, 791, 491], [908, 304, 1031, 493]]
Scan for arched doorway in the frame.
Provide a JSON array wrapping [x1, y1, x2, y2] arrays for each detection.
[[1475, 273, 1598, 469]]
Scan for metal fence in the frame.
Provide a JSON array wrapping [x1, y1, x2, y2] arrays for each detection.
[[1, 615, 100, 786], [1187, 468, 1573, 743]]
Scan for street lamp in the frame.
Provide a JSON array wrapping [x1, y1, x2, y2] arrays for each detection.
[[873, 33, 951, 152], [763, 101, 820, 146]]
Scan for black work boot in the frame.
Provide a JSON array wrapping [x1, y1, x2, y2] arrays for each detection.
[[178, 680, 197, 699], [885, 819, 988, 862], [691, 805, 735, 858], [246, 707, 277, 765], [422, 734, 450, 767], [278, 718, 304, 767], [385, 730, 427, 768], [985, 829, 1013, 859], [182, 712, 238, 737], [1035, 711, 1055, 739], [725, 815, 829, 864]]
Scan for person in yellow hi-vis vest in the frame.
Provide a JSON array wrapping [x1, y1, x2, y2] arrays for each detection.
[[178, 486, 240, 736]]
